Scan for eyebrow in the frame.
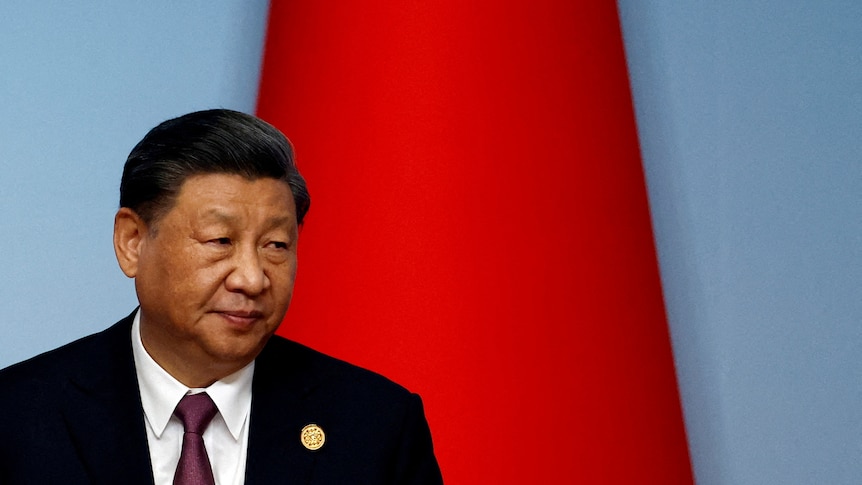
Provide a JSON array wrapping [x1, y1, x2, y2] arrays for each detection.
[[199, 209, 296, 229]]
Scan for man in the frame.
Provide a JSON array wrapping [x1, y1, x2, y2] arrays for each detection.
[[0, 109, 443, 484]]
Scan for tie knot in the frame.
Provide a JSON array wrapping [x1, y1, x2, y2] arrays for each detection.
[[174, 393, 218, 435]]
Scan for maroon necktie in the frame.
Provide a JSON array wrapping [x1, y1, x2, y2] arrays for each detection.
[[173, 393, 218, 485]]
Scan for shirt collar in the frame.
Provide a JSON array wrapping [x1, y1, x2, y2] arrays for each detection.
[[131, 310, 254, 440]]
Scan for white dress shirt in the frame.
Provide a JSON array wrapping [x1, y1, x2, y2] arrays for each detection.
[[132, 311, 253, 485]]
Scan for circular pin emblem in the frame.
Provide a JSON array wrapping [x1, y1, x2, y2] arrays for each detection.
[[301, 424, 325, 451]]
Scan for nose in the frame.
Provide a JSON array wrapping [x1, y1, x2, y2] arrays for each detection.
[[225, 244, 270, 296]]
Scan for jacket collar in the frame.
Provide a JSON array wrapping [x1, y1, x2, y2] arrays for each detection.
[[245, 336, 321, 485], [58, 311, 322, 485]]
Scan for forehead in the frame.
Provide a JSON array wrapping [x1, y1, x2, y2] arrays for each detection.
[[172, 173, 296, 219]]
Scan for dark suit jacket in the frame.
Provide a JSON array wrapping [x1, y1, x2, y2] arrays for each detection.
[[0, 312, 443, 484]]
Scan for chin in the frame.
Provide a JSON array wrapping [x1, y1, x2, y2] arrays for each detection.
[[204, 334, 270, 364]]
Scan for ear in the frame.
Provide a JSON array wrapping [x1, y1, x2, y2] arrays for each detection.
[[113, 207, 148, 278]]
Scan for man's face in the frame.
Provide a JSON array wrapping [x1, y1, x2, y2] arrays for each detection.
[[116, 173, 298, 386]]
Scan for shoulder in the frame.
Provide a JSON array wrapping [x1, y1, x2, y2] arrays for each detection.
[[255, 335, 414, 401], [0, 315, 133, 394], [252, 335, 425, 435]]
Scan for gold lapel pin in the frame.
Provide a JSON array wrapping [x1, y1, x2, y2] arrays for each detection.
[[301, 423, 325, 451]]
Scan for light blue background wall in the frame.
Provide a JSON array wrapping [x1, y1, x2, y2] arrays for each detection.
[[618, 1, 862, 484], [2, 2, 860, 483], [0, 1, 269, 367]]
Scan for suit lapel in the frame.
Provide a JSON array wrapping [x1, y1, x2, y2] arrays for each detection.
[[60, 315, 154, 485], [245, 338, 321, 485]]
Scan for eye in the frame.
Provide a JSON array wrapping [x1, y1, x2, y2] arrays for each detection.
[[208, 237, 231, 245], [263, 240, 292, 263]]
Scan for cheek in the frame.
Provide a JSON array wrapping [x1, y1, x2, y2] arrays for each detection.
[[268, 263, 298, 298], [162, 251, 230, 301], [185, 264, 232, 294]]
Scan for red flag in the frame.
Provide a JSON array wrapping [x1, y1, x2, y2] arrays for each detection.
[[257, 2, 693, 482]]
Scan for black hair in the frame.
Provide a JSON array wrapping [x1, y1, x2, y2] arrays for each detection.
[[120, 109, 310, 227]]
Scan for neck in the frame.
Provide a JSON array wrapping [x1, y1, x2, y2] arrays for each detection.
[[139, 324, 251, 388]]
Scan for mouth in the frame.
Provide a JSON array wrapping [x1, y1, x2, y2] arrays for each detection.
[[213, 309, 265, 329]]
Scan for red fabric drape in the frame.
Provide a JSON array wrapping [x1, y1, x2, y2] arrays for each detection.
[[257, 2, 693, 482]]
